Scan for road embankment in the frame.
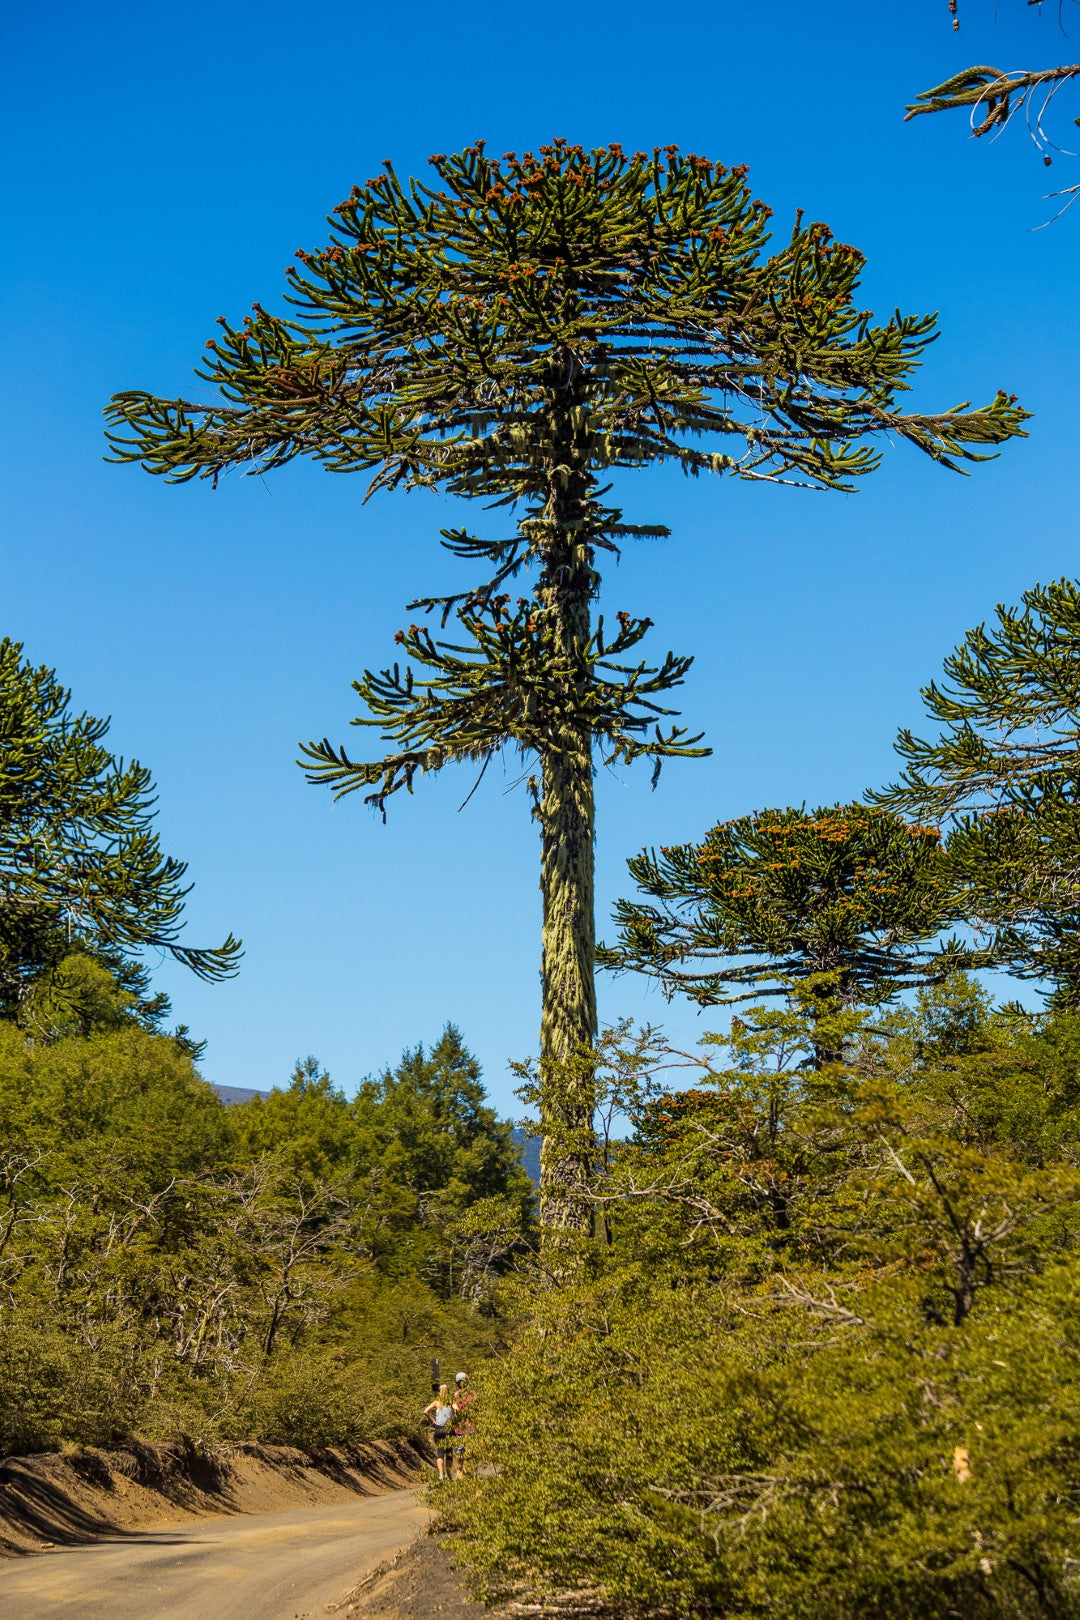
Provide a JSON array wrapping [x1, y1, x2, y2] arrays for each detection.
[[0, 1434, 428, 1557]]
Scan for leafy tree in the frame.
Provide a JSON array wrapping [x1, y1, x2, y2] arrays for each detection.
[[230, 1054, 358, 1180], [0, 909, 162, 1022], [0, 1021, 229, 1183], [875, 578, 1080, 1004], [1, 926, 206, 1059], [106, 141, 1026, 1241], [18, 949, 154, 1040], [349, 1024, 535, 1275], [231, 1028, 535, 1291], [602, 804, 966, 1062], [0, 1019, 516, 1456], [441, 992, 1080, 1618], [0, 639, 240, 1018]]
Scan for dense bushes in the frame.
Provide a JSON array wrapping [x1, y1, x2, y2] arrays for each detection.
[[444, 986, 1080, 1617], [451, 1268, 1080, 1616], [0, 1013, 532, 1457]]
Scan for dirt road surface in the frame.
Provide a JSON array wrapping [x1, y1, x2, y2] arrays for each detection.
[[0, 1489, 431, 1619]]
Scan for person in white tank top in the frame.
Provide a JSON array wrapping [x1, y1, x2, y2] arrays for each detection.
[[423, 1383, 454, 1480]]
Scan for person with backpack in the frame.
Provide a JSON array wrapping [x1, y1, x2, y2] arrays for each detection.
[[451, 1370, 475, 1479], [423, 1383, 455, 1481]]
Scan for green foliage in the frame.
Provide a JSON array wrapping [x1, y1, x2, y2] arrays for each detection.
[[107, 142, 1025, 497], [442, 986, 1080, 1616], [448, 1268, 1080, 1618], [0, 1020, 228, 1177], [303, 600, 707, 817], [0, 1006, 525, 1457], [352, 1026, 532, 1213], [0, 1316, 148, 1456], [232, 1027, 536, 1287], [235, 1348, 388, 1450], [231, 1054, 358, 1179], [0, 639, 240, 1019], [876, 578, 1080, 1003], [602, 805, 968, 1062]]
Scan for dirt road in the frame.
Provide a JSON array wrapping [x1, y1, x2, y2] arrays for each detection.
[[0, 1489, 431, 1619]]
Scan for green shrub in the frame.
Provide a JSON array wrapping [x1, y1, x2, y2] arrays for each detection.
[[0, 1320, 146, 1454], [236, 1350, 385, 1449], [444, 1264, 1080, 1617]]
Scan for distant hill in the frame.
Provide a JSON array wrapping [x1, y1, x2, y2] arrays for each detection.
[[213, 1084, 271, 1106], [512, 1127, 541, 1187]]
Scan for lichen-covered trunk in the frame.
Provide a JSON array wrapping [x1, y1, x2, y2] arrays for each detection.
[[538, 722, 596, 1243], [536, 443, 598, 1253]]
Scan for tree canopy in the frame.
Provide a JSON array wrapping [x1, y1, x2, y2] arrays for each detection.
[[0, 1005, 524, 1456], [876, 578, 1080, 1003], [601, 804, 968, 1051], [107, 142, 1025, 498], [232, 1026, 535, 1286], [0, 639, 240, 1014]]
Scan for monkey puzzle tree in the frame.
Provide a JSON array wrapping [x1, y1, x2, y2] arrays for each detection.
[[876, 578, 1080, 1005], [0, 639, 240, 1011], [106, 140, 1025, 1240], [601, 804, 968, 1064]]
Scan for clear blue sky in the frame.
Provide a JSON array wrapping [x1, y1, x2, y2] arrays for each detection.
[[3, 1, 1077, 1112]]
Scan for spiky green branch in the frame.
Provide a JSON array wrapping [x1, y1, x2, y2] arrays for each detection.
[[875, 580, 1080, 1003], [601, 805, 971, 1064], [0, 640, 240, 1003]]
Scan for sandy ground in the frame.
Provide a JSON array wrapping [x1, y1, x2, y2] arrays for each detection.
[[343, 1530, 617, 1620], [0, 1445, 611, 1619], [0, 1437, 428, 1558], [0, 1490, 433, 1619]]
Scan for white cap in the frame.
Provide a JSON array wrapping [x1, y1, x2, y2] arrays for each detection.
[[455, 1371, 468, 1383]]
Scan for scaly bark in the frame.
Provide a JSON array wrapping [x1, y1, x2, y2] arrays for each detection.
[[538, 734, 597, 1242], [535, 409, 598, 1244]]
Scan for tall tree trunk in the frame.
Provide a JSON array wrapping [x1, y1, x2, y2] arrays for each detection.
[[536, 434, 598, 1252], [808, 953, 848, 1069], [538, 725, 596, 1242]]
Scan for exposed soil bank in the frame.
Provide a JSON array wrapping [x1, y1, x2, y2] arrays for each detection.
[[341, 1527, 494, 1618], [341, 1528, 616, 1619], [0, 1435, 428, 1558]]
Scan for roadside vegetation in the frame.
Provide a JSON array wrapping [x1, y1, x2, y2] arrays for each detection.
[[438, 578, 1080, 1616], [0, 947, 532, 1456], [444, 982, 1080, 1616]]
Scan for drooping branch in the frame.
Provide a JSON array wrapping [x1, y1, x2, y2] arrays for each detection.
[[909, 3, 1080, 207], [907, 60, 1080, 138], [300, 593, 707, 817], [0, 640, 240, 986]]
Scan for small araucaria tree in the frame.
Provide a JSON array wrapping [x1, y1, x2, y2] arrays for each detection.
[[0, 639, 240, 1012], [875, 578, 1080, 1006], [601, 804, 968, 1064], [106, 140, 1025, 1242]]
